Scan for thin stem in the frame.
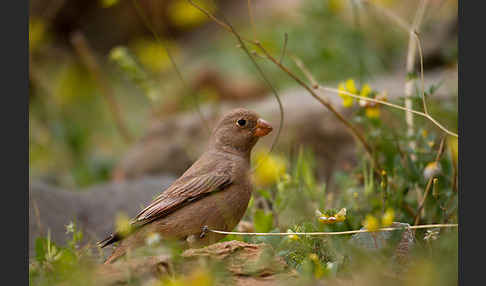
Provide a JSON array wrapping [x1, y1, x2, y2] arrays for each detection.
[[206, 223, 457, 237], [414, 177, 434, 226], [290, 54, 319, 89], [414, 31, 428, 114], [247, 0, 256, 40], [279, 33, 288, 64]]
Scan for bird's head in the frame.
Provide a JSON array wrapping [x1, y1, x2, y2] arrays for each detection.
[[209, 108, 273, 155]]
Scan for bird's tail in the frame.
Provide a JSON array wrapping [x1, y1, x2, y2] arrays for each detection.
[[97, 233, 121, 249]]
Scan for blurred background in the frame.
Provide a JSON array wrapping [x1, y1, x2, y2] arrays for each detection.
[[29, 0, 458, 285]]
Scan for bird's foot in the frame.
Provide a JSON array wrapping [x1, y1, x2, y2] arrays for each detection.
[[200, 225, 209, 238]]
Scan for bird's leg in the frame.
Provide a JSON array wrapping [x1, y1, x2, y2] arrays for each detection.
[[200, 225, 209, 239]]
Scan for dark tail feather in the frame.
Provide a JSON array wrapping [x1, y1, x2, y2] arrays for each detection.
[[97, 233, 121, 248]]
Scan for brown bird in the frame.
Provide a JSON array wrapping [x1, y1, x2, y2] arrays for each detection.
[[98, 108, 273, 264]]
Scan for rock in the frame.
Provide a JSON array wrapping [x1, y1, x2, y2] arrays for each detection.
[[181, 241, 290, 276], [349, 222, 415, 274], [29, 175, 176, 256], [97, 240, 297, 286]]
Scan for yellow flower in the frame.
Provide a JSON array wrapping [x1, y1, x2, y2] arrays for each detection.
[[131, 39, 177, 73], [423, 161, 441, 180], [381, 209, 394, 227], [309, 253, 319, 263], [338, 82, 353, 108], [360, 84, 372, 98], [167, 0, 216, 29], [308, 253, 324, 278], [345, 79, 358, 94], [359, 84, 372, 107], [287, 229, 299, 241], [421, 130, 428, 138], [365, 107, 380, 118], [318, 208, 346, 224], [363, 214, 379, 232], [115, 213, 132, 237], [253, 150, 287, 187], [335, 208, 347, 222]]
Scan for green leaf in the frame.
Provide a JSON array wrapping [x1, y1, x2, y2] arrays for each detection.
[[35, 237, 47, 263], [257, 189, 272, 201], [253, 209, 274, 233]]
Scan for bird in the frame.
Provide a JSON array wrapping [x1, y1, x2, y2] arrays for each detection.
[[98, 108, 273, 264]]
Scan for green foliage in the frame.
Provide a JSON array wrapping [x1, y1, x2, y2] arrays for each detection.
[[253, 209, 274, 233], [109, 46, 159, 102], [30, 223, 97, 286]]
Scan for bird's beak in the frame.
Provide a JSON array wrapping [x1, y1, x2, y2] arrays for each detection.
[[254, 118, 273, 137]]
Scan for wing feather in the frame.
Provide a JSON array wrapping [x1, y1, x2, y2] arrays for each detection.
[[132, 171, 232, 225]]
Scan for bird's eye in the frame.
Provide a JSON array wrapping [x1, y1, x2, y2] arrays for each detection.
[[236, 119, 247, 127]]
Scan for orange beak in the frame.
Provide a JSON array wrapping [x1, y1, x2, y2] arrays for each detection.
[[254, 118, 273, 137]]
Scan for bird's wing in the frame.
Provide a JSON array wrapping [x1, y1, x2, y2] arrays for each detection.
[[132, 169, 232, 226]]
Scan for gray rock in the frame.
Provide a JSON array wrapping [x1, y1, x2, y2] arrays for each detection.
[[29, 175, 176, 257]]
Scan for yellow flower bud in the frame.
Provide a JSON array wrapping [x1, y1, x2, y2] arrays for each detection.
[[309, 253, 319, 263], [360, 84, 372, 98], [381, 209, 395, 227], [365, 107, 380, 118], [345, 79, 358, 94], [253, 150, 287, 187], [338, 82, 354, 108], [424, 161, 441, 180], [363, 214, 379, 232], [286, 230, 299, 241], [335, 208, 347, 222]]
